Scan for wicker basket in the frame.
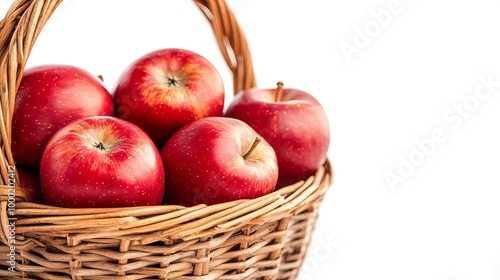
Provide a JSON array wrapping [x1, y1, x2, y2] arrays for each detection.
[[0, 0, 333, 279]]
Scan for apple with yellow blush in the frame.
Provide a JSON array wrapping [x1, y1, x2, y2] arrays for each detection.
[[113, 48, 225, 147], [39, 116, 165, 208], [225, 82, 330, 189]]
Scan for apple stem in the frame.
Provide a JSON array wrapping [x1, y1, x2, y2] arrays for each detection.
[[94, 142, 106, 151], [243, 137, 262, 160], [275, 81, 284, 102]]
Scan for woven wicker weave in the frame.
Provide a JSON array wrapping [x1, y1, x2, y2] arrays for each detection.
[[0, 0, 333, 279]]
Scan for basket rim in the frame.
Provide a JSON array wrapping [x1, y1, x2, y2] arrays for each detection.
[[4, 159, 332, 248]]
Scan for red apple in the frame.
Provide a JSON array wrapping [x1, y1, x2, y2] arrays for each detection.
[[17, 166, 44, 204], [40, 116, 165, 208], [113, 48, 225, 148], [225, 82, 330, 189], [160, 116, 278, 207], [12, 64, 114, 168]]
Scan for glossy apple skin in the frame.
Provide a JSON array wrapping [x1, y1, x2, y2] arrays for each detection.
[[160, 117, 278, 207], [40, 116, 165, 208], [113, 48, 225, 148], [225, 86, 330, 189], [12, 64, 114, 168], [17, 166, 44, 204]]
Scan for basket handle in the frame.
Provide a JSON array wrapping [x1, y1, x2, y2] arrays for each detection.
[[194, 0, 257, 92], [0, 0, 256, 186]]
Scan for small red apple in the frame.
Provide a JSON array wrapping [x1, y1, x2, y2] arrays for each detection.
[[113, 48, 225, 148], [17, 166, 44, 204], [40, 116, 165, 208], [225, 82, 330, 189], [12, 64, 114, 168], [160, 116, 278, 207]]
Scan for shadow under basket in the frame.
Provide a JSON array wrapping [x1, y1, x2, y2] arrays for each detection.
[[0, 0, 334, 279]]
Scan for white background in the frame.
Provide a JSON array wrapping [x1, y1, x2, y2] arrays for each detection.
[[2, 1, 500, 279]]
